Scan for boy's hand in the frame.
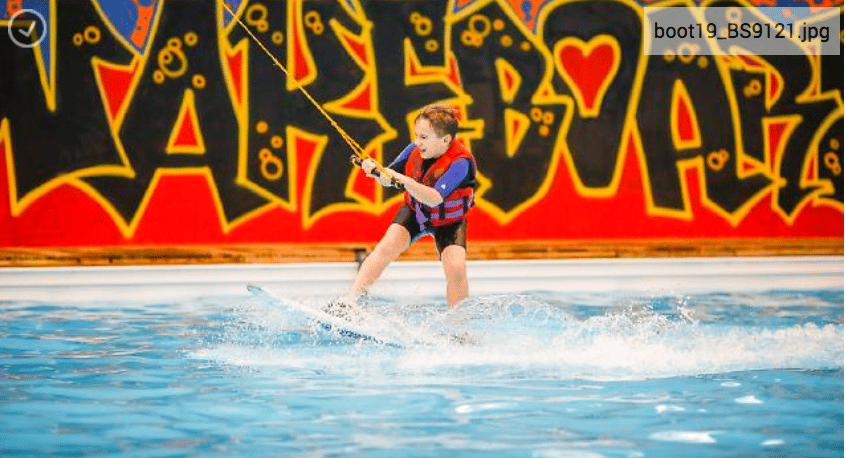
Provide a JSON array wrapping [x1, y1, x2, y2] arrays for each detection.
[[351, 155, 405, 190], [360, 158, 398, 187], [360, 158, 378, 176], [377, 168, 403, 188]]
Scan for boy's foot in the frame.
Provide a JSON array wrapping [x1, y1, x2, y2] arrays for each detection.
[[323, 296, 358, 320], [437, 331, 474, 345]]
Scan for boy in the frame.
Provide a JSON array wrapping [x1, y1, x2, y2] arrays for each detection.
[[342, 105, 477, 310]]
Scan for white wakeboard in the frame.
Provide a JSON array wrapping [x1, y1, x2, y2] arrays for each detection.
[[246, 285, 404, 347]]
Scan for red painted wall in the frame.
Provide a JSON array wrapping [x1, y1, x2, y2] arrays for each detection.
[[1, 0, 842, 248]]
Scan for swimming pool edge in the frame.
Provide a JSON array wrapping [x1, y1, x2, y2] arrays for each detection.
[[0, 256, 841, 302]]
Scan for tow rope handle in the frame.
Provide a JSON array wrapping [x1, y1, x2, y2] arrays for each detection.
[[350, 155, 405, 190]]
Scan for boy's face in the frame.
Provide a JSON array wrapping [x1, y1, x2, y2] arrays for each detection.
[[413, 117, 451, 159]]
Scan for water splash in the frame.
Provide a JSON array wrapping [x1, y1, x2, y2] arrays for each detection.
[[202, 291, 844, 382]]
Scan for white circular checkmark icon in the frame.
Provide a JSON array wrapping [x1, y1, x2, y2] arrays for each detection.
[[7, 8, 46, 49]]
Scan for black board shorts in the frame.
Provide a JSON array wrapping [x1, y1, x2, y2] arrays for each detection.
[[392, 205, 467, 255]]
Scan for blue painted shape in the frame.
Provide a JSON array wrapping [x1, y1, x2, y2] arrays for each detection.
[[521, 0, 534, 21], [222, 0, 243, 28], [94, 0, 158, 53]]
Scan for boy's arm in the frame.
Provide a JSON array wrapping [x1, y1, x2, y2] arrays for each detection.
[[387, 143, 416, 171]]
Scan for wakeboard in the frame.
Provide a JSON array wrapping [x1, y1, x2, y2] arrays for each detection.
[[246, 285, 403, 348]]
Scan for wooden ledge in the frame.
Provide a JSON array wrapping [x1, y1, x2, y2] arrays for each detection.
[[0, 238, 841, 267]]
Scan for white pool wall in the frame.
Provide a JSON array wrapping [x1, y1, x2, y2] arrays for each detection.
[[0, 256, 841, 302]]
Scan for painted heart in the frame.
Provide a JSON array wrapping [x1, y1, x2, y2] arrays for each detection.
[[553, 35, 620, 117]]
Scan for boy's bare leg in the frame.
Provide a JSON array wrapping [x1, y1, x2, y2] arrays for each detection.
[[347, 224, 411, 298], [440, 245, 468, 308]]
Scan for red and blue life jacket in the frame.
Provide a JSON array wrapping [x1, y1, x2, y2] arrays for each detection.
[[403, 141, 477, 227]]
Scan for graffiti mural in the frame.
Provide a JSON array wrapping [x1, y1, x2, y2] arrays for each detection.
[[0, 0, 842, 247]]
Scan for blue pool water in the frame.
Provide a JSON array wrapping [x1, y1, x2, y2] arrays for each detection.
[[0, 287, 842, 457]]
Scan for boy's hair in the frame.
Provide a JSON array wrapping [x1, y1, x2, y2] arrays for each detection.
[[416, 105, 459, 139]]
